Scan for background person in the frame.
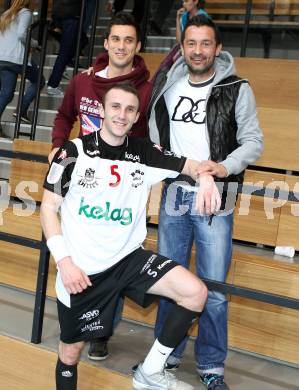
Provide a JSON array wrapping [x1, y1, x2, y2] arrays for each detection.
[[0, 0, 45, 135], [46, 0, 81, 97], [106, 0, 144, 24], [176, 0, 210, 41]]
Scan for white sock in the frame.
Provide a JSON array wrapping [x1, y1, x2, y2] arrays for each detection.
[[142, 339, 174, 376]]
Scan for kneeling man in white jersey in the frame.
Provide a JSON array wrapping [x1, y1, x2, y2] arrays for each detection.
[[40, 81, 221, 390]]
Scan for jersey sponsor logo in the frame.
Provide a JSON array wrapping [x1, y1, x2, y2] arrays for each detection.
[[157, 259, 172, 270], [125, 152, 140, 162], [47, 162, 64, 184], [86, 149, 100, 157], [58, 149, 67, 160], [81, 319, 104, 333], [78, 197, 132, 225], [130, 168, 144, 188], [77, 168, 100, 188], [79, 309, 100, 321], [172, 96, 206, 124]]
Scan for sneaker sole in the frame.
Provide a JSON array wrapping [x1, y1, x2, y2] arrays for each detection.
[[132, 377, 154, 390], [133, 377, 194, 390], [165, 365, 179, 371], [87, 353, 108, 361]]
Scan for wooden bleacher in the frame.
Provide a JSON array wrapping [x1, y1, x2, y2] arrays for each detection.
[[203, 1, 299, 57], [205, 0, 299, 17], [1, 55, 299, 365]]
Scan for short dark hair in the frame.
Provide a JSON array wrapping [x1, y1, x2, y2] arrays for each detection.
[[181, 15, 221, 46], [102, 81, 140, 109], [105, 12, 141, 42]]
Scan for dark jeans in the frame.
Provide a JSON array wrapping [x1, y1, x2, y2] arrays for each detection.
[[152, 0, 174, 26], [0, 60, 45, 118], [48, 18, 79, 88], [114, 0, 144, 23]]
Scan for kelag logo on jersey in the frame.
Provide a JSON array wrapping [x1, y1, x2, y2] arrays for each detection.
[[78, 197, 132, 225]]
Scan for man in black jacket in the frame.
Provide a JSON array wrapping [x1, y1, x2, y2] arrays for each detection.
[[148, 16, 263, 390]]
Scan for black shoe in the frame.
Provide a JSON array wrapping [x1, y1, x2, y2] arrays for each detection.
[[87, 339, 109, 361], [13, 112, 31, 124], [200, 373, 230, 390]]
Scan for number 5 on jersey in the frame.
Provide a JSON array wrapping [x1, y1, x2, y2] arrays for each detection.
[[109, 164, 121, 187]]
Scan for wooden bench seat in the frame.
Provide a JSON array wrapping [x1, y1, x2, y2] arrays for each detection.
[[206, 0, 299, 17]]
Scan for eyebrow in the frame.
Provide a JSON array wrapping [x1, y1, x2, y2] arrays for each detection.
[[110, 102, 138, 109], [110, 34, 135, 40]]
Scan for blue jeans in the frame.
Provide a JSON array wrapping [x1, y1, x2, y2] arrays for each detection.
[[154, 183, 233, 375], [48, 18, 79, 88], [0, 61, 45, 118]]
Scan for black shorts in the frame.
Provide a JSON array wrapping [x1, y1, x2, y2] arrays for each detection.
[[57, 247, 178, 343]]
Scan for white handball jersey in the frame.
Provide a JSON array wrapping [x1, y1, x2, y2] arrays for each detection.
[[44, 132, 186, 306]]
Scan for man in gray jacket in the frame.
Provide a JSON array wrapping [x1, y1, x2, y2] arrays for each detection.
[[149, 15, 263, 390]]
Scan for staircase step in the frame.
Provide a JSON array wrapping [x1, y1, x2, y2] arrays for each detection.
[[3, 106, 57, 128], [0, 122, 52, 143]]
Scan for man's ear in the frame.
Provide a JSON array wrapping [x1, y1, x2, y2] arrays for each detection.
[[216, 43, 222, 56], [180, 44, 184, 57], [104, 39, 108, 51], [133, 111, 140, 124], [135, 41, 141, 53]]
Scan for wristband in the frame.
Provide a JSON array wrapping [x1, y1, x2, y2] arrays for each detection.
[[47, 235, 70, 264]]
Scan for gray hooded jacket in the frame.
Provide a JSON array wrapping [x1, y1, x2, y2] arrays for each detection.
[[149, 50, 264, 176]]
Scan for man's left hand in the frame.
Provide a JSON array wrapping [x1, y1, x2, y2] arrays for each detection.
[[196, 174, 221, 215], [198, 161, 228, 178]]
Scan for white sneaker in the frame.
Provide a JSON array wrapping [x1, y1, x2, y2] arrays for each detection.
[[133, 363, 194, 390], [47, 86, 64, 97]]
